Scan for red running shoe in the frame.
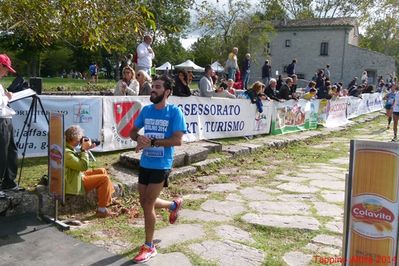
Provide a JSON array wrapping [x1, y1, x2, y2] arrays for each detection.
[[133, 244, 157, 263], [169, 197, 183, 224]]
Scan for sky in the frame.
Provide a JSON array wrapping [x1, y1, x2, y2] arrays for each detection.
[[180, 0, 260, 49]]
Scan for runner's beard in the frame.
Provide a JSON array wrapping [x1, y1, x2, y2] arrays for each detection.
[[150, 91, 165, 104]]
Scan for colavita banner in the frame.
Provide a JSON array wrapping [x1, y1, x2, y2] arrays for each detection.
[[11, 93, 383, 157], [48, 112, 65, 202], [343, 140, 399, 265]]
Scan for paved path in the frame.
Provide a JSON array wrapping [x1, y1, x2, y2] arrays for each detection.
[[3, 113, 391, 265], [140, 115, 391, 265]]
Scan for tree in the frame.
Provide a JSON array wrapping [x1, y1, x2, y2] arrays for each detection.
[[0, 0, 155, 76], [359, 16, 399, 62], [152, 37, 190, 66], [189, 36, 224, 67], [195, 0, 252, 44], [260, 0, 374, 19], [146, 0, 194, 40]]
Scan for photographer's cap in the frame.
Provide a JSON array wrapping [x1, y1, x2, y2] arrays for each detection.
[[0, 54, 16, 74]]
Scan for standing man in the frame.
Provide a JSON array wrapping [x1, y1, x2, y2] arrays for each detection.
[[199, 65, 215, 97], [0, 54, 19, 191], [242, 53, 251, 90], [137, 34, 155, 76], [262, 60, 271, 86], [130, 75, 187, 263], [324, 64, 330, 80], [286, 59, 297, 77]]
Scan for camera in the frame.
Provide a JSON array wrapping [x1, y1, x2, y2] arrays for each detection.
[[80, 136, 101, 146]]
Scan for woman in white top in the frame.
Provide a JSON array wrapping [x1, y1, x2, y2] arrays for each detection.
[[114, 66, 139, 96]]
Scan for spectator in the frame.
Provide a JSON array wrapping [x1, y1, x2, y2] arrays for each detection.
[[304, 81, 316, 93], [316, 70, 328, 99], [303, 88, 317, 100], [114, 66, 139, 96], [225, 47, 239, 81], [276, 75, 283, 91], [137, 70, 152, 95], [290, 74, 298, 95], [264, 78, 280, 101], [278, 77, 297, 100], [173, 69, 191, 97], [64, 125, 116, 218], [187, 71, 193, 85], [234, 70, 243, 90], [226, 79, 236, 95], [363, 84, 374, 94], [349, 85, 363, 98], [328, 85, 339, 99], [214, 82, 236, 99], [136, 34, 155, 75], [347, 77, 358, 90], [324, 64, 331, 80], [361, 70, 368, 84], [245, 81, 268, 113], [89, 63, 98, 83], [262, 60, 271, 85], [199, 65, 215, 97], [242, 53, 251, 90], [0, 54, 21, 191], [286, 59, 296, 77]]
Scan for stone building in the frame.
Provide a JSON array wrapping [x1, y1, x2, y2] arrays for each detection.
[[251, 17, 396, 86]]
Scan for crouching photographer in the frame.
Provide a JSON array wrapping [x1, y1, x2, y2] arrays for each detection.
[[64, 125, 116, 218]]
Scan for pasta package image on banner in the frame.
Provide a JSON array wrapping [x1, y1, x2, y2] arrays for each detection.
[[343, 140, 399, 266]]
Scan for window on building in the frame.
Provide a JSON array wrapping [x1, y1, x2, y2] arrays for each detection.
[[320, 42, 328, 56], [285, 40, 291, 47]]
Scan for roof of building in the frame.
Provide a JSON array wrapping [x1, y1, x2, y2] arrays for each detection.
[[274, 17, 357, 29]]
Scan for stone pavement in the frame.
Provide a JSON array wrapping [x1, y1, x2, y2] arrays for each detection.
[[86, 112, 389, 265], [1, 111, 391, 265]]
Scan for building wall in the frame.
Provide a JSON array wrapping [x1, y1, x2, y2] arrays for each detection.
[[250, 26, 395, 86], [343, 45, 396, 85]]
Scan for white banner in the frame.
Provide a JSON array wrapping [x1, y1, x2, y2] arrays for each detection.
[[325, 97, 349, 128], [347, 97, 363, 119], [11, 95, 102, 157], [170, 96, 273, 141]]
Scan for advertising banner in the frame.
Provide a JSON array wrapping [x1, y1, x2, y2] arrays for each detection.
[[48, 112, 65, 202], [325, 97, 349, 128], [347, 97, 363, 119], [271, 99, 309, 135], [305, 100, 319, 130], [343, 140, 399, 265], [10, 95, 102, 157], [171, 96, 273, 141]]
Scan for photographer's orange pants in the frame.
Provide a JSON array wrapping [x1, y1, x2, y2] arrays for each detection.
[[82, 168, 115, 208]]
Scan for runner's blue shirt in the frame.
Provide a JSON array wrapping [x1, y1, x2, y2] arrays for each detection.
[[134, 103, 187, 169]]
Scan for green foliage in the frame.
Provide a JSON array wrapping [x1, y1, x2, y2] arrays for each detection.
[[359, 16, 399, 63], [152, 37, 190, 66], [146, 0, 194, 39], [189, 36, 224, 66], [41, 46, 74, 77]]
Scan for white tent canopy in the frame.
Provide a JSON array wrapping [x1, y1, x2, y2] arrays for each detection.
[[174, 60, 204, 72], [155, 62, 173, 71], [211, 61, 224, 72]]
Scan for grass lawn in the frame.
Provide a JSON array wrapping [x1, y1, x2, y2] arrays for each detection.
[[1, 77, 200, 92]]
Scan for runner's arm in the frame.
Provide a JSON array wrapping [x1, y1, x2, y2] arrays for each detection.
[[152, 131, 184, 148]]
